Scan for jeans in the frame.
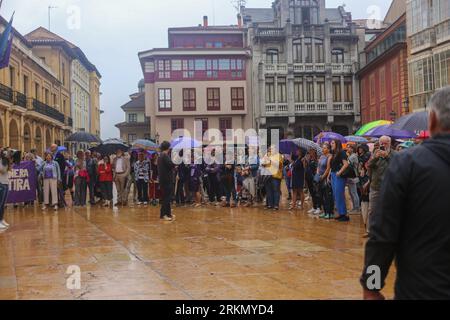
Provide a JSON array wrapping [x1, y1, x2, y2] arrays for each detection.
[[160, 184, 173, 218], [223, 182, 237, 204], [0, 184, 9, 221], [265, 177, 281, 208], [331, 172, 347, 216], [74, 176, 87, 206], [136, 179, 149, 203], [347, 179, 360, 210]]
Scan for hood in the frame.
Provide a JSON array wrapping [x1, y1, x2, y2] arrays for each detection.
[[422, 134, 450, 166]]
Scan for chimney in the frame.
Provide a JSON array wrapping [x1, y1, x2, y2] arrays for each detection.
[[237, 14, 242, 28], [203, 16, 208, 27]]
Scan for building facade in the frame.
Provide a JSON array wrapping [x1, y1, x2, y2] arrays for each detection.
[[139, 19, 253, 142], [407, 0, 450, 111], [242, 0, 362, 139], [358, 13, 409, 123], [116, 80, 151, 144], [25, 27, 102, 138], [0, 16, 69, 153]]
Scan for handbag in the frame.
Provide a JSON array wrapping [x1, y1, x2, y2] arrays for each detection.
[[341, 163, 356, 179]]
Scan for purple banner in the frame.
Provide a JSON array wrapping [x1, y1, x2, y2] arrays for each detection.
[[6, 161, 37, 204]]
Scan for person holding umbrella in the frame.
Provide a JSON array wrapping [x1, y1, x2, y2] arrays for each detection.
[[112, 149, 130, 206], [330, 139, 350, 222], [158, 141, 175, 221]]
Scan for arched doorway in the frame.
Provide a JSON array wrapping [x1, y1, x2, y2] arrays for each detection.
[[24, 123, 31, 152], [45, 128, 52, 150], [35, 127, 43, 155], [9, 119, 20, 150]]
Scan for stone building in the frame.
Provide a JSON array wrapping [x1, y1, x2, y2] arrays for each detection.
[[242, 0, 363, 138]]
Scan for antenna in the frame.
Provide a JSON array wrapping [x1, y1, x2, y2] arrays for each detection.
[[231, 0, 247, 13], [48, 5, 58, 31]]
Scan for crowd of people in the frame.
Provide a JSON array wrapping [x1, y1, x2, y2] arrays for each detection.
[[0, 134, 421, 229]]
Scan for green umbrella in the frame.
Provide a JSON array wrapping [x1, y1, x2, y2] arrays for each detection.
[[355, 120, 392, 136]]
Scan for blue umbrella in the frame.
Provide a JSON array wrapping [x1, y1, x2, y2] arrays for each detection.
[[171, 137, 202, 149], [279, 139, 298, 155], [391, 111, 428, 132], [365, 125, 417, 139], [314, 132, 347, 143], [345, 136, 368, 143]]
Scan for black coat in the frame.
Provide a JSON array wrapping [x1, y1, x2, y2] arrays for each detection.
[[361, 134, 450, 299], [157, 153, 174, 186]]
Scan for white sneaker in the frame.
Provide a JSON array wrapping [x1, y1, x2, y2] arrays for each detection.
[[314, 208, 322, 215], [54, 205, 59, 211], [0, 222, 8, 230], [143, 202, 148, 205], [1, 220, 10, 227], [42, 205, 47, 210], [308, 208, 315, 214], [162, 215, 173, 221], [137, 202, 142, 205]]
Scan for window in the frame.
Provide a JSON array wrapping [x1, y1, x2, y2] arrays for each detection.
[[370, 75, 375, 104], [62, 62, 66, 86], [158, 60, 171, 78], [23, 75, 29, 96], [331, 49, 344, 63], [53, 93, 57, 107], [333, 77, 342, 102], [9, 66, 15, 89], [219, 59, 230, 70], [128, 134, 137, 143], [344, 78, 353, 102], [206, 59, 219, 78], [195, 59, 206, 70], [317, 77, 325, 102], [265, 77, 275, 103], [392, 60, 399, 94], [306, 78, 314, 102], [219, 117, 232, 139], [172, 60, 182, 71], [315, 39, 324, 63], [380, 67, 386, 100], [182, 60, 195, 78], [195, 118, 208, 138], [171, 118, 184, 133], [293, 39, 302, 63], [128, 113, 138, 122], [44, 88, 49, 104], [207, 88, 220, 110], [266, 49, 279, 64], [183, 88, 196, 110], [305, 38, 312, 63], [63, 99, 67, 114], [294, 78, 304, 102], [158, 89, 172, 110], [231, 87, 245, 110], [277, 78, 287, 103]]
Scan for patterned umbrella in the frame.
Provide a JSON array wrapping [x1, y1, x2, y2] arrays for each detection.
[[355, 120, 392, 136], [91, 138, 129, 156], [171, 137, 202, 149], [132, 139, 159, 151], [391, 111, 428, 132], [345, 136, 368, 143], [291, 138, 323, 155], [365, 125, 417, 139], [314, 132, 347, 143]]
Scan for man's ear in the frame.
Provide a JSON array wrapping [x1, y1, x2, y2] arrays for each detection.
[[429, 110, 439, 137]]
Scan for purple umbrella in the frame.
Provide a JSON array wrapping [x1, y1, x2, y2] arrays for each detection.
[[279, 139, 298, 155], [314, 132, 347, 143], [365, 125, 417, 139]]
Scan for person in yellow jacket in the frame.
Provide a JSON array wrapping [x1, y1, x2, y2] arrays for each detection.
[[261, 145, 284, 210]]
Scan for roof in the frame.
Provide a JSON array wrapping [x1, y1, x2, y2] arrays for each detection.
[[324, 8, 342, 23], [25, 27, 101, 78], [0, 15, 32, 48], [384, 0, 406, 24], [241, 8, 274, 23], [120, 93, 145, 111], [169, 26, 243, 32]]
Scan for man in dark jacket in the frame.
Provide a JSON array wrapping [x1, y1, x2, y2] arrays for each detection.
[[158, 141, 175, 221], [361, 86, 450, 300]]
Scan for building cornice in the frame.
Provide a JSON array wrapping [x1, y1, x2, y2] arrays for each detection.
[[138, 48, 252, 60]]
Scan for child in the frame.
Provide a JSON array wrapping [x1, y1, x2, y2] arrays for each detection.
[[359, 162, 371, 237]]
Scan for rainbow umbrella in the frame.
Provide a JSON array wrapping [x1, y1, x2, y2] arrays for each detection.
[[355, 120, 392, 136]]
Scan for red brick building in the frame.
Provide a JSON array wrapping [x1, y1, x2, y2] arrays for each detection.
[[358, 13, 409, 123]]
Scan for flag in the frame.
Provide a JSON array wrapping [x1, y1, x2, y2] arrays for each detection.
[[0, 12, 14, 69]]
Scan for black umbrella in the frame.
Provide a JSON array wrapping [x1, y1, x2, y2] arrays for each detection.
[[65, 131, 102, 144], [91, 138, 129, 156], [391, 111, 428, 132]]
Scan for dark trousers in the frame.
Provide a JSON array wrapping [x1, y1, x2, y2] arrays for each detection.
[[0, 184, 9, 221], [306, 173, 322, 209], [160, 184, 173, 218], [74, 176, 87, 206], [175, 179, 186, 204], [136, 179, 149, 203], [100, 181, 113, 201], [88, 178, 96, 204], [320, 180, 334, 215], [207, 175, 220, 202], [265, 177, 281, 208], [222, 182, 237, 204]]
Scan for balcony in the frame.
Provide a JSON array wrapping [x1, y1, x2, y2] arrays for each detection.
[[0, 83, 13, 103], [293, 63, 325, 73], [264, 64, 288, 74], [31, 99, 65, 123], [265, 103, 288, 114], [66, 117, 73, 127], [295, 103, 328, 114], [256, 28, 285, 39], [332, 103, 354, 113], [331, 63, 353, 74], [13, 91, 27, 108]]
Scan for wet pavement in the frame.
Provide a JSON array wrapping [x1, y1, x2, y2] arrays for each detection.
[[0, 201, 395, 300]]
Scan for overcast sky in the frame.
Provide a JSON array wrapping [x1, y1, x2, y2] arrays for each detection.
[[2, 0, 390, 139]]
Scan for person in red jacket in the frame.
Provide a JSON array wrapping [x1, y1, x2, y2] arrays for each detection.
[[98, 156, 113, 207]]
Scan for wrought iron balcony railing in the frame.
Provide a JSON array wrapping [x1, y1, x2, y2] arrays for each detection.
[[32, 98, 65, 123]]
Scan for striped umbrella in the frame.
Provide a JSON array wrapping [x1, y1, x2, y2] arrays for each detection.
[[355, 120, 392, 136], [132, 139, 159, 151]]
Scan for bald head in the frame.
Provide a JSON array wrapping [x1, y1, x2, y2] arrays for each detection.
[[50, 144, 58, 152]]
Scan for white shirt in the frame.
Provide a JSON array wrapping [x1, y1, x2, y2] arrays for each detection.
[[115, 157, 124, 173]]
